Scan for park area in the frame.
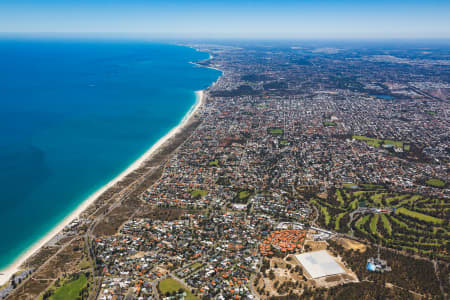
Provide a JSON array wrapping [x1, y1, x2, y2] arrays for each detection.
[[311, 185, 449, 260], [158, 277, 198, 300], [426, 178, 446, 188], [268, 127, 284, 136], [41, 273, 89, 300], [352, 135, 409, 150]]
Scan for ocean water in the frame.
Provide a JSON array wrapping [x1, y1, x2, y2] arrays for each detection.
[[0, 38, 221, 270]]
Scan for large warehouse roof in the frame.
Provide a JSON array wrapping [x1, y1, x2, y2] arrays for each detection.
[[295, 250, 345, 279]]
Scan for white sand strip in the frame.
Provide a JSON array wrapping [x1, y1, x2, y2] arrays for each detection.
[[0, 90, 205, 286]]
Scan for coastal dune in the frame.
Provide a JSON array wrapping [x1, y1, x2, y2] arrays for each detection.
[[0, 90, 206, 286]]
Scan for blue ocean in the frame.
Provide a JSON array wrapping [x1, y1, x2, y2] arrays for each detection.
[[0, 38, 220, 270]]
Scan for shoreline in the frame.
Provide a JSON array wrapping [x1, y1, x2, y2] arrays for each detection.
[[189, 61, 223, 73], [0, 90, 206, 286]]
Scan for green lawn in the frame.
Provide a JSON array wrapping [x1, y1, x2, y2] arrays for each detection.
[[158, 278, 198, 300], [268, 128, 283, 135], [355, 215, 370, 234], [353, 135, 404, 149], [311, 199, 331, 226], [343, 183, 359, 189], [78, 258, 91, 270], [336, 190, 345, 207], [239, 190, 251, 200], [380, 214, 392, 236], [335, 212, 346, 231], [385, 194, 410, 205], [318, 205, 330, 226], [353, 135, 382, 147], [397, 195, 421, 206], [208, 159, 220, 167], [361, 184, 384, 189], [384, 139, 403, 148], [190, 189, 208, 198], [389, 215, 409, 229], [353, 191, 375, 197], [50, 274, 88, 300], [426, 178, 445, 188], [397, 207, 443, 225], [371, 193, 387, 206], [349, 199, 359, 210], [323, 121, 337, 126], [313, 187, 448, 258], [369, 214, 379, 236], [316, 187, 449, 258]]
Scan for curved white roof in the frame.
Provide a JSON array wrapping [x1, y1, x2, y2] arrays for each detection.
[[295, 250, 345, 279]]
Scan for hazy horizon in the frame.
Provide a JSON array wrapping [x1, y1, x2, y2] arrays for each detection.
[[1, 0, 450, 39]]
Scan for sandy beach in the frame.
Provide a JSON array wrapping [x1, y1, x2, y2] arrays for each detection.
[[0, 90, 206, 286]]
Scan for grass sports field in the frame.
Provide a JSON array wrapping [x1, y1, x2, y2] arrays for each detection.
[[47, 274, 88, 300], [158, 278, 198, 300]]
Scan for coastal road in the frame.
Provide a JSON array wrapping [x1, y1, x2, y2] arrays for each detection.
[[84, 166, 161, 299], [8, 162, 160, 299], [81, 112, 204, 299], [11, 236, 77, 300]]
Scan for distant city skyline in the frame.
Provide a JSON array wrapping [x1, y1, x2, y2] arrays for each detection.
[[1, 0, 450, 38]]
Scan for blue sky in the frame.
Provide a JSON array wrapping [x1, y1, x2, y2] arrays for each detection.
[[1, 0, 449, 38]]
